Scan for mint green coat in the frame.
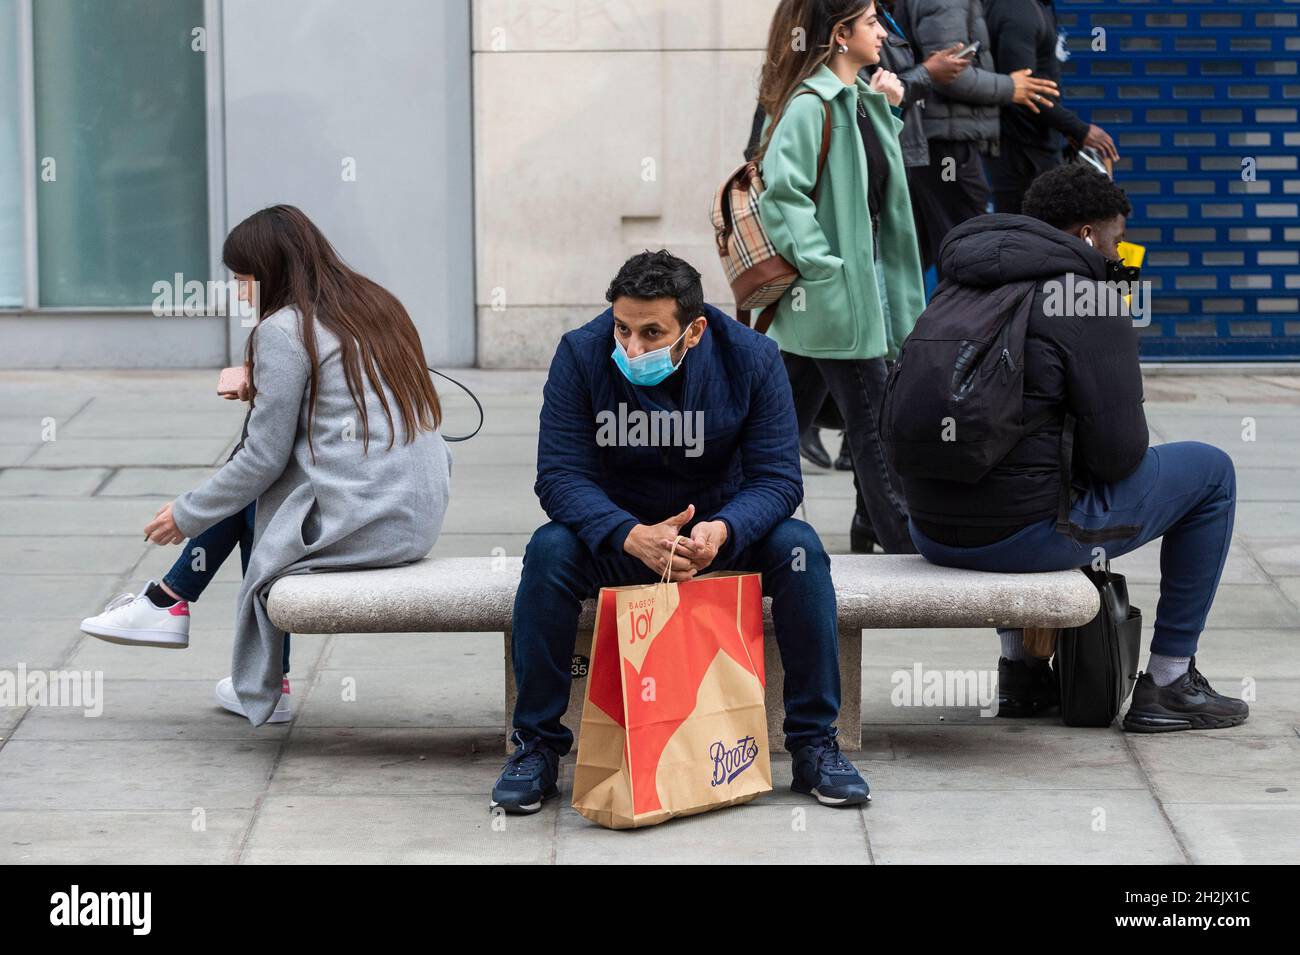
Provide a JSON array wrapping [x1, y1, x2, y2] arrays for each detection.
[[756, 65, 925, 360]]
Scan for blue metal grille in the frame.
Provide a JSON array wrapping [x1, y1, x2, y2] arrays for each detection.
[[1059, 0, 1300, 359]]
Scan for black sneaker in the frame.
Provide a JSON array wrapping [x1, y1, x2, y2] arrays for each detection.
[[790, 735, 870, 807], [996, 657, 1058, 718], [1122, 657, 1249, 733], [490, 736, 560, 814]]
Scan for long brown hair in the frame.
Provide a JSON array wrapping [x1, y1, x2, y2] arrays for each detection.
[[755, 0, 871, 164], [223, 204, 441, 457]]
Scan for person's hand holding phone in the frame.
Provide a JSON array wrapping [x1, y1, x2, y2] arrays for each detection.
[[1082, 123, 1120, 162], [923, 42, 973, 86], [217, 365, 249, 401], [1009, 68, 1059, 114]]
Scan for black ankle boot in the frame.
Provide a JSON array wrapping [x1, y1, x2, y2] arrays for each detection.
[[800, 428, 832, 470], [850, 510, 877, 554]]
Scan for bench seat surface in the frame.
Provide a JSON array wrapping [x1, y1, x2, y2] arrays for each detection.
[[268, 555, 1099, 634]]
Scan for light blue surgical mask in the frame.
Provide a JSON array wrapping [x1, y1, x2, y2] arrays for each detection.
[[611, 324, 693, 387]]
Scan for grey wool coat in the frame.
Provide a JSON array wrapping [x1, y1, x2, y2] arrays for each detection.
[[172, 307, 451, 726]]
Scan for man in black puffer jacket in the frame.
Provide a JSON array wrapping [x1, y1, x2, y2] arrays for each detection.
[[901, 165, 1248, 734]]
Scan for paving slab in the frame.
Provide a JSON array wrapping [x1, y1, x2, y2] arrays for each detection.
[[862, 724, 1150, 792], [0, 537, 146, 576], [865, 789, 1186, 864], [9, 679, 292, 741], [266, 728, 503, 796], [96, 467, 227, 498], [0, 468, 109, 497], [0, 498, 171, 537], [1128, 735, 1300, 806], [1162, 803, 1300, 865], [0, 809, 252, 864], [1246, 541, 1300, 576], [60, 409, 247, 440], [0, 575, 122, 621], [23, 437, 232, 468], [0, 445, 38, 467], [1128, 581, 1300, 630], [295, 665, 502, 728], [0, 620, 84, 670], [238, 793, 555, 864], [0, 739, 284, 811]]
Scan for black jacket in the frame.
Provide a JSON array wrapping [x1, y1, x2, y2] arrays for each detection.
[[983, 0, 1090, 155], [877, 2, 933, 167], [904, 214, 1148, 542], [902, 0, 1011, 149]]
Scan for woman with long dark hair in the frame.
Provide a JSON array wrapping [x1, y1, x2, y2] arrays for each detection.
[[135, 205, 451, 726], [755, 0, 926, 553]]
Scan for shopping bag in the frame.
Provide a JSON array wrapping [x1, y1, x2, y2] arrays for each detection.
[[571, 567, 771, 829]]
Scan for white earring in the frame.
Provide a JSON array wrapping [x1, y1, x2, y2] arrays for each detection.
[[838, 43, 848, 53]]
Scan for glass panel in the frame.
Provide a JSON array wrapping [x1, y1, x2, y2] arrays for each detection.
[[33, 0, 207, 306], [0, 0, 22, 307]]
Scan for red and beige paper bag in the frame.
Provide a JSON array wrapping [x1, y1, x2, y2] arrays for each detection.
[[572, 569, 772, 829]]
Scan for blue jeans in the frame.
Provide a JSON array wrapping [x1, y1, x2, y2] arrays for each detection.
[[910, 442, 1236, 658], [511, 518, 842, 755], [162, 502, 292, 674]]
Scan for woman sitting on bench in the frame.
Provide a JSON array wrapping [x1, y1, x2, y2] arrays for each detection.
[[88, 204, 452, 727]]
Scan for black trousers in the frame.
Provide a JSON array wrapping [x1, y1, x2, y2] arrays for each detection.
[[783, 351, 916, 554], [984, 142, 1062, 215], [908, 140, 990, 275]]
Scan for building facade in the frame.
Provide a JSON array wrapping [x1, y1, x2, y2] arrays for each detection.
[[2, 0, 1297, 368]]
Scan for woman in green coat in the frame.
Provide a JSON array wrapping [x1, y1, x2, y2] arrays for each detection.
[[755, 0, 926, 553]]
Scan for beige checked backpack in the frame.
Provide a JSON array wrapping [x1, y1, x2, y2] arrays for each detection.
[[711, 91, 831, 334]]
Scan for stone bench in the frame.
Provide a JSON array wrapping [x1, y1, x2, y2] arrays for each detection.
[[267, 555, 1098, 750]]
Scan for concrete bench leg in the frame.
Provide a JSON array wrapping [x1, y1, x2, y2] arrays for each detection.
[[502, 624, 862, 754], [761, 623, 861, 752]]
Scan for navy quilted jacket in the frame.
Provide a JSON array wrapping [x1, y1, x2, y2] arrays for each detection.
[[534, 303, 803, 561]]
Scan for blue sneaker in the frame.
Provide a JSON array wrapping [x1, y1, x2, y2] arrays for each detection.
[[791, 736, 870, 806], [490, 736, 560, 814]]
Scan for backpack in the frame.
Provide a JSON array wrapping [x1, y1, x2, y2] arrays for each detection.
[[712, 91, 830, 334], [880, 277, 1046, 483]]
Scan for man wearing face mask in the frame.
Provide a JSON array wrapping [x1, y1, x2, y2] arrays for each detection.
[[896, 165, 1248, 733], [491, 249, 870, 815]]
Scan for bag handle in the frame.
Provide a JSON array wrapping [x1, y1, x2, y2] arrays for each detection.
[[736, 306, 776, 336], [427, 366, 484, 442], [659, 534, 686, 585], [722, 92, 831, 249]]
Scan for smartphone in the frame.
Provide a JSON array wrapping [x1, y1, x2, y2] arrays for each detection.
[[217, 365, 247, 398], [956, 39, 981, 59]]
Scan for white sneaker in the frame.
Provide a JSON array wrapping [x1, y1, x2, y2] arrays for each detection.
[[80, 581, 190, 649], [215, 676, 293, 724]]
